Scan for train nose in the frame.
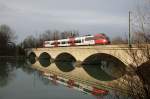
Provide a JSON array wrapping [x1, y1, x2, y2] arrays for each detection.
[[103, 39, 106, 42], [103, 39, 110, 44]]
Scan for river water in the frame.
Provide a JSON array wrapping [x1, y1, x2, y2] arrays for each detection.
[[0, 59, 131, 99]]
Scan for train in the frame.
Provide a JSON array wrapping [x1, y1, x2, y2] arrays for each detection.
[[43, 33, 110, 47]]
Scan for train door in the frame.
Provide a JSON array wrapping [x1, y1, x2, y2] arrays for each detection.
[[69, 37, 75, 46], [54, 40, 58, 47]]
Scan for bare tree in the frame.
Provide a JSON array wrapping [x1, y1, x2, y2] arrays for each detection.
[[22, 35, 37, 48], [60, 30, 79, 39], [111, 36, 128, 44], [0, 24, 16, 55], [53, 30, 60, 40], [119, 1, 150, 98]]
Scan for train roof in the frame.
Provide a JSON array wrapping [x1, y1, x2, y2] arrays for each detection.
[[44, 33, 107, 42], [94, 33, 106, 36]]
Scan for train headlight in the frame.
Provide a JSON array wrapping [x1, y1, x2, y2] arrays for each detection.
[[103, 39, 106, 42]]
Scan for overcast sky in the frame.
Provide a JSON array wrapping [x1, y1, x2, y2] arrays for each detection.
[[0, 0, 141, 42]]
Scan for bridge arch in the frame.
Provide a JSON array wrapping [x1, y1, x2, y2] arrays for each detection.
[[37, 52, 52, 68], [55, 52, 76, 72], [82, 53, 127, 81], [55, 52, 76, 62], [39, 59, 51, 67], [39, 52, 51, 60], [28, 52, 36, 58], [27, 52, 37, 64], [83, 53, 125, 65]]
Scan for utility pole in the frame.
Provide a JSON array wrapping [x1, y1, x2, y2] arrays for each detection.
[[128, 11, 132, 48]]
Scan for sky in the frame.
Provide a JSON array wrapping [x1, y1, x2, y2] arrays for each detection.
[[0, 0, 141, 42]]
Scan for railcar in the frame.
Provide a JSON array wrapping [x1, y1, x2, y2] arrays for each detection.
[[43, 33, 110, 47]]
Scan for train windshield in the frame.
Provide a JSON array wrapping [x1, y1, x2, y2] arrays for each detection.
[[85, 37, 94, 41], [94, 36, 105, 40]]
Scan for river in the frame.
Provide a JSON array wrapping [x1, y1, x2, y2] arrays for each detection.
[[0, 59, 131, 99]]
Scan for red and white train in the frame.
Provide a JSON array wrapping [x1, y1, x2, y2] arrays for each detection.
[[43, 33, 110, 47]]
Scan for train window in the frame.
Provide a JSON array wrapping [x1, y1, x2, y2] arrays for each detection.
[[75, 40, 81, 43], [51, 42, 60, 45], [94, 36, 105, 40], [51, 42, 55, 45], [61, 41, 66, 44], [85, 37, 94, 41]]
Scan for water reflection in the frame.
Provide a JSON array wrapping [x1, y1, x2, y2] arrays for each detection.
[[31, 67, 131, 99], [0, 61, 15, 87], [29, 57, 76, 72], [82, 53, 126, 81], [34, 57, 126, 81], [36, 70, 109, 97], [83, 64, 115, 81], [0, 59, 131, 99], [83, 60, 126, 81], [27, 55, 129, 98], [54, 53, 76, 72], [27, 52, 126, 81], [39, 58, 51, 67], [55, 61, 75, 72], [20, 61, 36, 75], [100, 60, 126, 78], [28, 57, 36, 64], [0, 60, 36, 88], [28, 52, 36, 64]]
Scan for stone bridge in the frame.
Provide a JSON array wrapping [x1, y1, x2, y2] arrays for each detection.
[[26, 45, 148, 67]]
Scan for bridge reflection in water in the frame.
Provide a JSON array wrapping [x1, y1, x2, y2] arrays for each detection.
[[28, 55, 129, 98], [82, 53, 126, 81]]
